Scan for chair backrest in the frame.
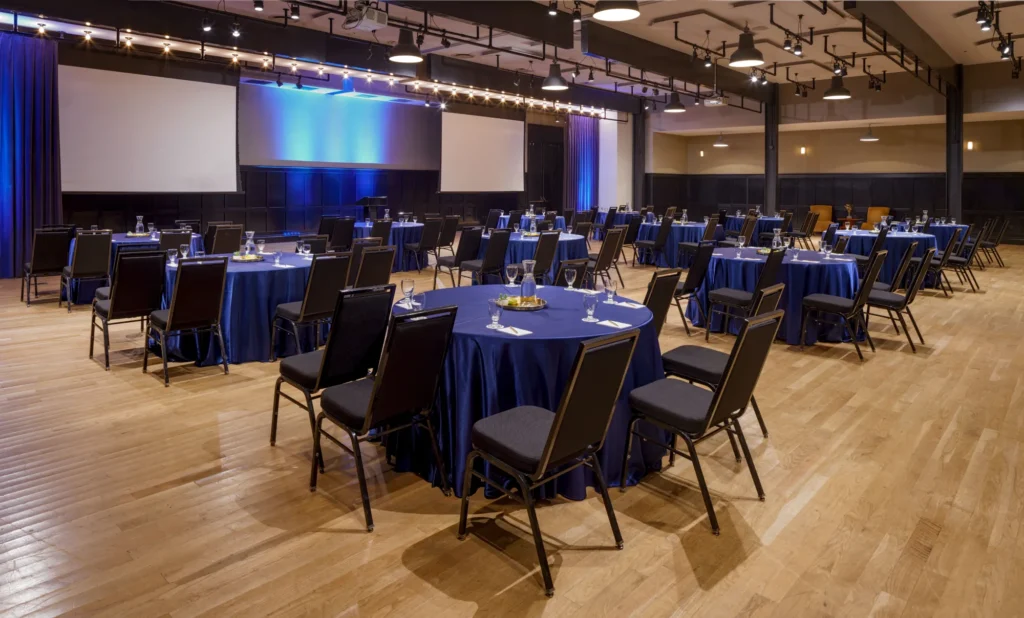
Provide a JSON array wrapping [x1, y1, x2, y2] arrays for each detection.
[[738, 215, 757, 242], [533, 231, 561, 275], [300, 235, 330, 255], [853, 249, 888, 311], [663, 207, 677, 222], [70, 230, 112, 278], [481, 229, 511, 271], [703, 311, 784, 432], [833, 235, 850, 254], [679, 242, 715, 294], [779, 211, 793, 233], [346, 237, 383, 287], [888, 240, 919, 291], [315, 284, 396, 391], [718, 208, 729, 223], [175, 219, 201, 234], [28, 228, 72, 273], [535, 219, 551, 232], [331, 217, 356, 251], [159, 230, 193, 254], [934, 228, 962, 268], [534, 329, 641, 477], [204, 221, 233, 251], [361, 305, 459, 433], [755, 249, 785, 292], [822, 223, 838, 247], [653, 216, 674, 248], [751, 282, 785, 315], [622, 214, 642, 245], [299, 253, 351, 321], [867, 226, 889, 255], [701, 215, 719, 241], [994, 217, 1011, 244], [588, 206, 599, 223], [904, 247, 937, 305], [452, 226, 483, 268], [602, 207, 618, 233], [563, 209, 575, 225], [415, 218, 443, 251], [507, 211, 523, 230], [554, 258, 591, 288], [922, 218, 931, 233], [643, 268, 683, 337], [952, 223, 974, 256], [317, 215, 339, 237], [107, 251, 165, 320], [166, 257, 228, 331], [438, 215, 460, 247], [545, 211, 558, 223], [573, 221, 593, 240], [370, 220, 393, 244], [210, 225, 243, 255], [593, 228, 623, 272], [483, 209, 501, 230], [354, 246, 395, 288]]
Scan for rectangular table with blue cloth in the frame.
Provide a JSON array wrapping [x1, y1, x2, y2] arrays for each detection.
[[476, 232, 589, 283], [388, 284, 670, 499], [497, 214, 566, 232], [834, 230, 937, 284], [635, 223, 726, 268], [353, 221, 425, 272]]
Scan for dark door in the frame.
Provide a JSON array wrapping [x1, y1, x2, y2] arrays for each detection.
[[527, 124, 564, 212]]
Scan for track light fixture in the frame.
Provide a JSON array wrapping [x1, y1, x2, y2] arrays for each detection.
[[83, 30, 92, 41], [833, 60, 842, 75], [231, 21, 241, 37], [548, 1, 558, 16], [729, 26, 764, 67], [389, 29, 423, 63], [750, 72, 759, 83], [641, 85, 648, 93], [587, 68, 595, 82], [783, 37, 792, 51], [981, 17, 992, 31], [123, 36, 132, 48], [571, 64, 580, 79], [713, 133, 729, 148], [296, 76, 303, 90], [37, 22, 46, 34], [1001, 37, 1014, 60], [289, 2, 300, 20], [441, 32, 451, 48], [201, 17, 212, 32], [761, 73, 769, 85], [572, 3, 582, 23], [860, 125, 879, 142], [592, 0, 641, 22], [254, 0, 264, 11], [793, 43, 803, 56], [977, 3, 989, 23]]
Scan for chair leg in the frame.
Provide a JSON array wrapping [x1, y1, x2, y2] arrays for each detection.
[[905, 306, 925, 345], [216, 325, 230, 374], [619, 417, 639, 491], [20, 273, 25, 303], [726, 429, 742, 462], [518, 474, 555, 596], [348, 431, 375, 532], [858, 313, 876, 353], [732, 419, 765, 500], [675, 298, 691, 336], [270, 377, 283, 446], [613, 261, 624, 288], [269, 318, 279, 361], [304, 390, 325, 473], [588, 455, 624, 550], [895, 308, 916, 353], [291, 321, 304, 356], [799, 307, 811, 349], [705, 303, 716, 342], [457, 450, 478, 539], [885, 308, 900, 335], [143, 325, 150, 373], [159, 331, 170, 386], [433, 266, 439, 290], [842, 316, 864, 361], [750, 394, 768, 437], [422, 416, 452, 496], [668, 434, 677, 467], [89, 309, 97, 359], [681, 433, 719, 535], [102, 319, 110, 370], [309, 414, 324, 490]]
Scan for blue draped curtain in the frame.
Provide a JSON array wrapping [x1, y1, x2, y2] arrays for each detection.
[[565, 114, 598, 212], [1, 33, 63, 279]]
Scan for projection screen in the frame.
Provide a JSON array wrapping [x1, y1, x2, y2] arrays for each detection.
[[440, 112, 524, 192], [59, 65, 237, 193]]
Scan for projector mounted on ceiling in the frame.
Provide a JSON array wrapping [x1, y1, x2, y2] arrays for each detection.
[[346, 2, 388, 32], [703, 95, 727, 106]]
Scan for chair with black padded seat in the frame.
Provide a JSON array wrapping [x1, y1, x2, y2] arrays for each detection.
[[633, 216, 672, 267], [435, 215, 460, 258], [921, 217, 931, 233], [719, 215, 757, 248], [563, 208, 575, 227], [297, 235, 330, 255], [866, 247, 935, 353], [94, 249, 164, 328], [159, 230, 193, 255], [850, 226, 888, 270], [865, 241, 917, 293], [506, 210, 524, 231], [209, 224, 243, 255], [705, 248, 785, 342], [588, 206, 599, 225], [312, 305, 459, 531], [459, 229, 510, 286], [330, 217, 356, 252], [271, 284, 395, 474], [819, 221, 838, 250], [786, 212, 819, 250], [345, 237, 382, 287], [511, 231, 560, 285], [554, 257, 591, 289], [270, 253, 351, 361], [980, 217, 1009, 267], [587, 227, 623, 287], [459, 329, 641, 597], [600, 206, 618, 239], [434, 226, 482, 290], [545, 211, 558, 225], [800, 249, 887, 361], [622, 311, 783, 536], [832, 235, 850, 255], [317, 215, 340, 238], [662, 283, 784, 443], [718, 208, 730, 225], [590, 224, 627, 287], [353, 246, 395, 288], [174, 219, 201, 234], [144, 257, 229, 386], [673, 242, 715, 336], [678, 214, 720, 260], [946, 223, 974, 259], [404, 217, 442, 272], [60, 230, 113, 312], [90, 251, 165, 370], [370, 220, 393, 245], [643, 268, 683, 337], [21, 228, 73, 306], [617, 215, 642, 269], [203, 221, 233, 252], [947, 233, 983, 292], [573, 221, 593, 251], [909, 228, 960, 297], [534, 219, 551, 233], [483, 209, 502, 232]]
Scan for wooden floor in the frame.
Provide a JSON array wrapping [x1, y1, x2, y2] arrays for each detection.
[[1, 241, 1022, 617]]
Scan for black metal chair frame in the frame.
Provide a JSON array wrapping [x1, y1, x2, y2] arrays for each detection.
[[21, 228, 73, 306], [354, 246, 396, 288], [59, 230, 112, 313], [674, 242, 716, 336], [435, 215, 460, 259], [865, 247, 935, 353], [460, 229, 510, 286], [589, 228, 623, 286], [800, 250, 887, 361], [404, 217, 442, 272], [643, 268, 683, 337], [269, 253, 351, 361], [89, 250, 165, 369], [705, 248, 785, 342], [633, 217, 672, 266], [434, 227, 482, 290]]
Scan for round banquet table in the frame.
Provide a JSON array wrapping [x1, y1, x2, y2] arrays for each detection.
[[686, 247, 860, 345], [636, 222, 727, 268], [353, 221, 424, 272], [477, 232, 588, 283], [497, 214, 567, 232], [159, 252, 316, 366], [725, 215, 789, 243], [388, 284, 669, 499], [593, 211, 650, 239], [834, 229, 937, 284], [67, 232, 204, 304], [892, 222, 969, 251]]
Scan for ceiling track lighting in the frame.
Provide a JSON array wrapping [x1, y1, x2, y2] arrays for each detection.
[[231, 21, 241, 38], [83, 30, 92, 41], [37, 22, 45, 34], [587, 68, 595, 82], [541, 53, 569, 91], [289, 2, 300, 20], [123, 36, 132, 48], [572, 2, 582, 23], [254, 0, 264, 11], [389, 28, 423, 63], [729, 27, 764, 67], [592, 0, 641, 22], [548, 0, 558, 16], [201, 17, 212, 33]]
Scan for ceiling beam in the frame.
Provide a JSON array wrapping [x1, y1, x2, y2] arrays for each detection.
[[843, 1, 956, 74], [393, 1, 575, 49]]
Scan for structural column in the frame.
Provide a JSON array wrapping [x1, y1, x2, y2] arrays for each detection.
[[764, 84, 780, 215], [632, 111, 646, 209], [945, 64, 964, 221]]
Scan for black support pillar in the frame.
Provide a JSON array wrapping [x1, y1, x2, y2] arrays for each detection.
[[946, 64, 964, 221], [764, 84, 780, 215], [632, 111, 646, 209]]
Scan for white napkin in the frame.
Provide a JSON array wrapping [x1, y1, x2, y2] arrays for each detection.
[[497, 326, 532, 336], [597, 320, 632, 329], [611, 300, 645, 309], [565, 288, 600, 294], [273, 263, 296, 269]]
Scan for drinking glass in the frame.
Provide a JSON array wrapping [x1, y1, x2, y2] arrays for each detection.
[[791, 248, 800, 261], [296, 240, 304, 253], [273, 252, 281, 266], [950, 218, 956, 225], [564, 267, 577, 290], [582, 294, 599, 322], [302, 243, 312, 259], [604, 276, 617, 304], [737, 235, 746, 249], [90, 224, 98, 231], [505, 264, 518, 286], [147, 223, 155, 235], [940, 217, 946, 225], [256, 239, 266, 254], [384, 208, 390, 220], [195, 250, 206, 258], [703, 216, 709, 225], [486, 298, 503, 329], [401, 279, 415, 307], [566, 226, 573, 235], [179, 244, 189, 259], [513, 223, 520, 233], [166, 248, 178, 266], [412, 216, 418, 223], [823, 243, 833, 259]]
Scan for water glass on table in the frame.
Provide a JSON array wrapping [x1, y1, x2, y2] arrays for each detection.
[[401, 279, 415, 308], [513, 223, 520, 234], [179, 244, 190, 259], [564, 267, 577, 290], [256, 239, 266, 254], [487, 298, 503, 330], [302, 243, 312, 259], [582, 294, 599, 323], [822, 243, 833, 260], [166, 248, 178, 266], [505, 264, 519, 287], [603, 276, 617, 304]]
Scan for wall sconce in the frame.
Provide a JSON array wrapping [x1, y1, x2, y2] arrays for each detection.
[[966, 140, 974, 151], [699, 150, 705, 157], [799, 146, 807, 155]]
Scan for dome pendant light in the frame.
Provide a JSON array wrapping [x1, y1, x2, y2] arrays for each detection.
[[729, 28, 764, 67], [389, 29, 423, 63], [592, 1, 640, 22], [860, 125, 879, 142], [664, 92, 686, 113], [823, 75, 851, 100], [713, 133, 729, 148], [542, 62, 569, 91]]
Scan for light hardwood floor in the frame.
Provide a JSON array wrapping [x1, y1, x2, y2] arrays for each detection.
[[1, 241, 1022, 617]]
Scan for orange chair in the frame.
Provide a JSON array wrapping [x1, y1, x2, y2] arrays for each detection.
[[861, 206, 890, 230], [809, 205, 832, 233]]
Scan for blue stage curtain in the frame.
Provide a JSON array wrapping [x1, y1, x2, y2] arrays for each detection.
[[1, 33, 63, 279], [565, 114, 598, 213]]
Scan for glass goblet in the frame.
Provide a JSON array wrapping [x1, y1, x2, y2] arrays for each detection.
[[486, 298, 503, 330], [256, 239, 266, 254], [401, 278, 415, 308], [582, 294, 599, 323], [179, 244, 189, 259], [505, 264, 518, 287], [564, 267, 577, 290]]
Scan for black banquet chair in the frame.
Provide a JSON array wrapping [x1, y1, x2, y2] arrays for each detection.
[[159, 229, 193, 255], [270, 253, 351, 360], [22, 228, 72, 306], [271, 284, 396, 474], [642, 268, 683, 337], [144, 257, 229, 386], [209, 224, 243, 255], [435, 215, 460, 259], [404, 217, 442, 272], [60, 230, 112, 312], [458, 330, 641, 596], [622, 311, 784, 535], [174, 219, 201, 234], [512, 231, 560, 285], [673, 241, 715, 336], [89, 251, 165, 369], [370, 219, 393, 244], [311, 305, 460, 532], [459, 229, 510, 286], [435, 226, 482, 290], [633, 215, 672, 266], [354, 246, 395, 288], [553, 257, 591, 289], [330, 217, 356, 252], [705, 248, 785, 341], [346, 237, 383, 288], [866, 247, 935, 353]]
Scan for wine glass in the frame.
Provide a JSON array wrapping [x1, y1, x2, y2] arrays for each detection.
[[505, 264, 518, 287], [179, 244, 189, 259], [401, 279, 415, 308], [256, 239, 266, 254], [302, 243, 312, 259], [823, 243, 833, 260], [513, 223, 520, 234], [296, 240, 304, 253], [166, 248, 178, 266], [487, 298, 503, 330], [147, 223, 155, 237], [564, 267, 577, 290], [90, 224, 98, 231], [737, 235, 746, 249], [940, 217, 946, 225], [582, 294, 599, 322], [384, 208, 390, 220], [603, 275, 617, 304], [273, 252, 281, 266], [950, 217, 956, 225]]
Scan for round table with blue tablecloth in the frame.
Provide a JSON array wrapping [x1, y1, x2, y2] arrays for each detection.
[[635, 222, 727, 268], [686, 247, 860, 345], [593, 211, 651, 239], [353, 221, 424, 272], [388, 284, 668, 499], [160, 252, 317, 365], [892, 223, 969, 252], [497, 214, 566, 232], [725, 215, 789, 243], [834, 229, 937, 284], [477, 232, 588, 283]]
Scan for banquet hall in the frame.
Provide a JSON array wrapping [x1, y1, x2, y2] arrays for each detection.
[[2, 0, 1024, 614]]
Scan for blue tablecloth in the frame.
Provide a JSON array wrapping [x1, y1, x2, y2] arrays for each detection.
[[834, 230, 937, 284], [725, 216, 788, 243], [593, 211, 650, 239], [477, 232, 589, 283], [686, 247, 859, 345], [353, 221, 424, 272], [918, 224, 969, 251], [635, 223, 727, 268], [497, 214, 566, 232], [159, 252, 315, 365], [389, 284, 668, 499]]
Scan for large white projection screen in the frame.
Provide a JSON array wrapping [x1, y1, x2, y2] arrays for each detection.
[[440, 112, 524, 192], [59, 66, 237, 192]]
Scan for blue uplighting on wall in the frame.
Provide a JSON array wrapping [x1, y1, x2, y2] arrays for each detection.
[[271, 88, 386, 165], [567, 115, 599, 212]]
